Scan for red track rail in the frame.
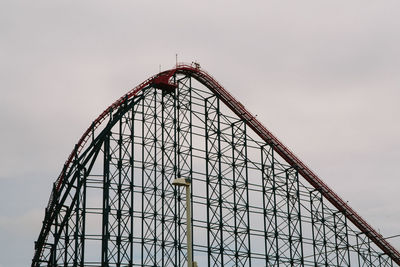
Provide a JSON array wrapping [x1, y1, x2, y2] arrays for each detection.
[[54, 64, 400, 265]]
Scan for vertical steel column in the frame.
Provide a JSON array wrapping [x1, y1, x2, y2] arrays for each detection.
[[205, 95, 224, 267], [310, 190, 328, 266], [141, 94, 145, 267], [261, 150, 305, 267], [153, 90, 159, 267], [231, 120, 251, 266], [284, 168, 304, 266], [102, 133, 110, 267], [80, 167, 86, 267], [129, 104, 136, 267], [102, 113, 136, 266], [175, 79, 184, 267], [143, 88, 157, 266], [105, 107, 134, 266], [174, 81, 181, 267], [333, 211, 350, 266], [261, 144, 279, 266], [117, 117, 122, 266], [161, 91, 166, 267], [176, 76, 193, 266], [64, 218, 69, 267], [141, 88, 163, 266], [74, 169, 80, 267], [160, 86, 178, 266], [74, 165, 86, 267], [52, 207, 58, 266], [189, 77, 194, 266]]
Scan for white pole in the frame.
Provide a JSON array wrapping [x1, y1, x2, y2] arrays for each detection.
[[172, 178, 194, 267], [186, 183, 192, 267]]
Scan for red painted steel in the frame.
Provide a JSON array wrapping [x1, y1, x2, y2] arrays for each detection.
[[54, 64, 400, 265]]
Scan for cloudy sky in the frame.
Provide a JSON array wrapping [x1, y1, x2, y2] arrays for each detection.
[[1, 1, 399, 266]]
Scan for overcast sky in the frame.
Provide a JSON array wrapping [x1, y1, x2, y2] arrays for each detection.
[[1, 1, 399, 266]]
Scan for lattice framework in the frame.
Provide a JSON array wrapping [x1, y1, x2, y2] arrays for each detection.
[[32, 67, 399, 267]]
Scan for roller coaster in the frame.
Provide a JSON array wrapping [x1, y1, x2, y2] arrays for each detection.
[[32, 63, 400, 266]]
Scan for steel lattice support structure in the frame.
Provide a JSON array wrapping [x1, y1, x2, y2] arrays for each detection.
[[32, 64, 400, 267], [205, 96, 251, 266]]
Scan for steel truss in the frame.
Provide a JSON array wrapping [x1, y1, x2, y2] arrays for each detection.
[[32, 64, 400, 266]]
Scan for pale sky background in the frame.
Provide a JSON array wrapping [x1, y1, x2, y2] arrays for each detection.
[[1, 1, 400, 266]]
